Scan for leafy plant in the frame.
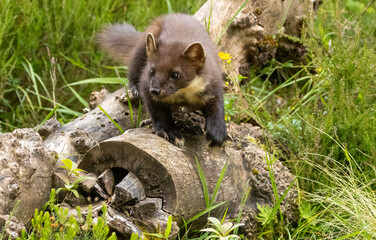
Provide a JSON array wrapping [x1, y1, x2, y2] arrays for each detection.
[[55, 159, 94, 199], [18, 190, 117, 240], [130, 233, 142, 240], [256, 203, 276, 227], [200, 217, 243, 240]]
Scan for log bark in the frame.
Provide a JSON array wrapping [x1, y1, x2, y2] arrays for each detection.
[[0, 129, 56, 238], [42, 88, 144, 163], [194, 0, 320, 78]]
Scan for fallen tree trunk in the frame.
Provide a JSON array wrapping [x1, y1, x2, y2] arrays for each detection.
[[0, 87, 298, 238]]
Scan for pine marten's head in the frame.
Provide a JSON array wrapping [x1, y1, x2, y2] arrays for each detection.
[[145, 33, 210, 106]]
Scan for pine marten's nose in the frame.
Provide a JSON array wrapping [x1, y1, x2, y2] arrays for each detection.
[[150, 88, 161, 96]]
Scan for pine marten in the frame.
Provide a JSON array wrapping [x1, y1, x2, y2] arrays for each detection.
[[99, 14, 227, 147]]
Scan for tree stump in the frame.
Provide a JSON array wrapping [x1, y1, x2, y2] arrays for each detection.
[[194, 0, 320, 78]]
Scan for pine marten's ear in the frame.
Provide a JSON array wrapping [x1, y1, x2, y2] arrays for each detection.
[[181, 42, 206, 68], [146, 32, 157, 56]]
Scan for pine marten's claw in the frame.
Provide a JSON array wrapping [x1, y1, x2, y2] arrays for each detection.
[[155, 129, 184, 147], [126, 85, 139, 100]]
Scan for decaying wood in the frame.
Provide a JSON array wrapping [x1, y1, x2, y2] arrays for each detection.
[[97, 169, 116, 196], [0, 87, 298, 238], [42, 88, 144, 163], [194, 0, 320, 78], [74, 114, 297, 237], [0, 129, 56, 237], [110, 172, 146, 207]]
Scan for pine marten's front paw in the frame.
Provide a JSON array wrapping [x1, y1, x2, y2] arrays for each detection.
[[155, 128, 184, 147], [205, 118, 227, 147]]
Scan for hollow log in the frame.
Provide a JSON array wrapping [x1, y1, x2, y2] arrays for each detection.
[[194, 0, 320, 78]]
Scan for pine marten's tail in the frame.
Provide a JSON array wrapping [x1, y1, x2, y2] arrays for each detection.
[[98, 23, 143, 65]]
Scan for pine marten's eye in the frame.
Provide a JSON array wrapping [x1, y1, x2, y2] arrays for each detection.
[[170, 72, 180, 80], [149, 67, 155, 76]]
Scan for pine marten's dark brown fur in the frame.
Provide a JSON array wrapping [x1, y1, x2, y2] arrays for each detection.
[[99, 14, 227, 147]]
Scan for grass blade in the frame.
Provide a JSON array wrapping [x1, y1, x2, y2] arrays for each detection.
[[64, 78, 127, 87], [35, 104, 59, 132], [185, 202, 226, 226], [22, 59, 42, 108], [98, 105, 124, 134], [165, 0, 173, 13], [194, 155, 210, 208], [210, 159, 228, 206], [26, 88, 82, 116], [60, 53, 99, 76], [58, 64, 89, 108], [215, 0, 249, 44]]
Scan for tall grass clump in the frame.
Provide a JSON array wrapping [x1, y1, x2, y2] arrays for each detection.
[[295, 0, 376, 171], [300, 152, 376, 239]]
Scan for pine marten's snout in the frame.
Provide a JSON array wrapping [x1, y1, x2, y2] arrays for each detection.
[[150, 87, 161, 96]]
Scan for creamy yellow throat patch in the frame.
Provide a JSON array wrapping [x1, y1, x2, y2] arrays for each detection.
[[163, 75, 213, 106]]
